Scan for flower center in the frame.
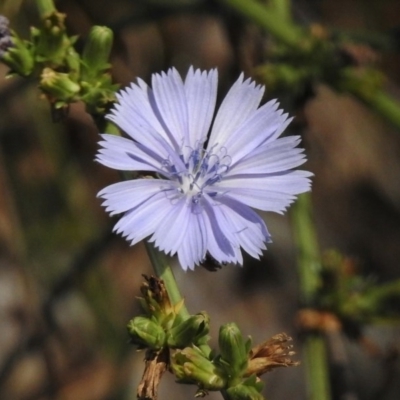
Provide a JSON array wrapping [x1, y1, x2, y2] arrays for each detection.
[[161, 144, 231, 209]]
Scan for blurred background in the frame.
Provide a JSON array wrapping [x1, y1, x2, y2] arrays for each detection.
[[0, 0, 400, 399]]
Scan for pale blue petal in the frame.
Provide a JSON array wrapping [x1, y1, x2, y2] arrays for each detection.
[[222, 104, 290, 164], [222, 209, 265, 259], [109, 78, 181, 152], [149, 197, 192, 255], [184, 67, 218, 152], [200, 200, 234, 262], [111, 113, 187, 174], [217, 195, 271, 240], [213, 171, 311, 212], [226, 136, 306, 176], [107, 77, 190, 176], [202, 196, 243, 264], [218, 171, 312, 194], [177, 212, 207, 271], [97, 178, 172, 215], [207, 74, 265, 150], [216, 196, 271, 258], [112, 191, 173, 246], [96, 134, 168, 174], [151, 68, 188, 147], [108, 110, 186, 174]]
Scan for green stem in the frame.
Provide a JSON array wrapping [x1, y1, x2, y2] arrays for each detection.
[[219, 0, 304, 48], [144, 242, 190, 320], [292, 193, 331, 400], [353, 87, 400, 130], [291, 194, 321, 300], [304, 336, 330, 400]]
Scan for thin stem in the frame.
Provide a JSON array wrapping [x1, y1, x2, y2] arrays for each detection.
[[292, 193, 331, 400], [144, 242, 190, 320], [291, 194, 321, 300], [304, 336, 330, 400], [353, 87, 400, 130], [219, 0, 304, 48]]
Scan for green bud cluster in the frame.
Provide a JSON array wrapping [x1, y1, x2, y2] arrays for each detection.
[[0, 0, 117, 116], [1, 32, 34, 76], [170, 322, 265, 399], [127, 278, 210, 353], [128, 279, 297, 399], [127, 312, 210, 351], [0, 15, 33, 76]]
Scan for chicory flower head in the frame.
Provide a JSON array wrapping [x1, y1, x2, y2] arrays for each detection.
[[97, 67, 312, 270]]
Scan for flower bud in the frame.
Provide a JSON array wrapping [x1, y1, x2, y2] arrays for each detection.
[[81, 26, 113, 80], [167, 312, 210, 348], [218, 323, 251, 379], [171, 346, 226, 390], [127, 316, 166, 349], [40, 67, 80, 102], [32, 10, 70, 67]]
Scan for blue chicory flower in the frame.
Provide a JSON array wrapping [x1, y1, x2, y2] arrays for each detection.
[[96, 67, 312, 270]]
